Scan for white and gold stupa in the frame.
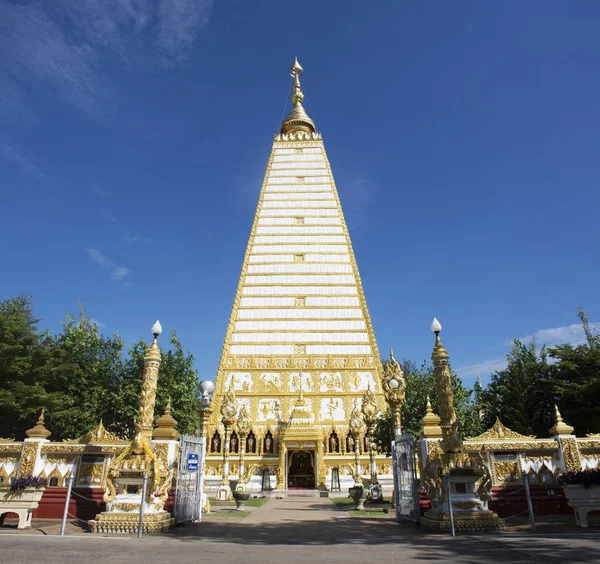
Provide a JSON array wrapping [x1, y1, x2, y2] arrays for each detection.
[[206, 59, 388, 492]]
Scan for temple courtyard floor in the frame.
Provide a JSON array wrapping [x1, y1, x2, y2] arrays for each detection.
[[1, 497, 599, 563]]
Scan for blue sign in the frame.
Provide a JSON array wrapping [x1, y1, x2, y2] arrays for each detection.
[[187, 453, 199, 472]]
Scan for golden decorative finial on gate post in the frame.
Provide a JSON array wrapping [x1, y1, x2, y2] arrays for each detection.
[[137, 321, 162, 443], [26, 408, 51, 439]]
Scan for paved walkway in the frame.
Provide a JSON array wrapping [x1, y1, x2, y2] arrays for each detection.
[[1, 498, 600, 563], [243, 496, 341, 524]]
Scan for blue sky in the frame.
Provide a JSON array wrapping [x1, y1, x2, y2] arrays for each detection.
[[1, 1, 599, 386]]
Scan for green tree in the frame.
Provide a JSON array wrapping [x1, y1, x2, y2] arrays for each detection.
[[482, 339, 553, 437], [43, 304, 125, 440], [0, 294, 62, 439], [0, 294, 203, 441], [548, 308, 600, 435]]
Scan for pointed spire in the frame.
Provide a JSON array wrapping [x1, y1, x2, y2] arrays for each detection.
[[421, 397, 443, 438], [153, 400, 180, 440], [549, 405, 574, 436], [280, 57, 316, 135], [26, 408, 51, 439]]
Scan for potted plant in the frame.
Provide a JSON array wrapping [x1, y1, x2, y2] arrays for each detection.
[[558, 469, 600, 527], [232, 488, 250, 511], [0, 476, 47, 529], [349, 485, 366, 511]]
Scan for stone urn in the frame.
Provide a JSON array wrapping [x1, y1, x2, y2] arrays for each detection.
[[232, 491, 250, 511], [349, 486, 366, 511], [0, 488, 46, 529], [562, 485, 600, 527]]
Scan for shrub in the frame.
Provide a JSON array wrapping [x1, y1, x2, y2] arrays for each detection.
[[558, 469, 600, 489], [10, 476, 47, 491]]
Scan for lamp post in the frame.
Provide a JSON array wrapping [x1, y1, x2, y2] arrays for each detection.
[[361, 387, 381, 499], [430, 318, 461, 453], [136, 321, 162, 445], [348, 404, 364, 487], [218, 387, 237, 500], [382, 349, 406, 440], [236, 406, 250, 490]]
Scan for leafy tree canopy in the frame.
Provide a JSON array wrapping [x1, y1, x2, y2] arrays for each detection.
[[0, 295, 202, 441]]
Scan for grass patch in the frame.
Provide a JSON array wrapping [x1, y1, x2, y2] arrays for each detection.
[[246, 497, 270, 508], [204, 510, 249, 520]]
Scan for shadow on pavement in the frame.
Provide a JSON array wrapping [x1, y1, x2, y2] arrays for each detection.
[[165, 515, 600, 562]]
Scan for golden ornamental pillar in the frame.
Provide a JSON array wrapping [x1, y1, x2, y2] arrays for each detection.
[[382, 349, 406, 439], [217, 387, 236, 500], [236, 406, 250, 488], [361, 386, 381, 498], [276, 445, 286, 490], [430, 318, 461, 453], [138, 320, 162, 443], [349, 404, 365, 486]]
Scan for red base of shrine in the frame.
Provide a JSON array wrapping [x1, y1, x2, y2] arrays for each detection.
[[32, 488, 105, 521], [419, 485, 571, 517]]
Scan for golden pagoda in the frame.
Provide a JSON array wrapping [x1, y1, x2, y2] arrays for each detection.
[[206, 59, 386, 492]]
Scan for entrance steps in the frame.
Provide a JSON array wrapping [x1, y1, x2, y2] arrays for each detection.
[[263, 489, 328, 498]]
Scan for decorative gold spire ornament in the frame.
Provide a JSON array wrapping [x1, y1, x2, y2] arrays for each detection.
[[26, 408, 51, 439], [430, 318, 461, 453], [152, 400, 180, 440], [280, 57, 316, 135], [549, 405, 574, 436], [421, 397, 443, 438]]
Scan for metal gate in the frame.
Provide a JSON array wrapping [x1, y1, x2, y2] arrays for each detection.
[[392, 433, 419, 524], [174, 434, 205, 524]]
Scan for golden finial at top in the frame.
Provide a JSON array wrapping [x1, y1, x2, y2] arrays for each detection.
[[549, 405, 574, 436], [26, 407, 51, 439], [281, 57, 316, 135]]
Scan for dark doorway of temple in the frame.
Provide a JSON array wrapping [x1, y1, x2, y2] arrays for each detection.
[[287, 449, 316, 488]]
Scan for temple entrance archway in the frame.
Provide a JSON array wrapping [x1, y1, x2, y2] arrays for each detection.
[[287, 449, 315, 489]]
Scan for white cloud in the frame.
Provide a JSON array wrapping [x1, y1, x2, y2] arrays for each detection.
[[455, 358, 507, 380], [456, 320, 600, 382], [87, 248, 131, 286], [0, 1, 213, 171], [517, 322, 600, 348]]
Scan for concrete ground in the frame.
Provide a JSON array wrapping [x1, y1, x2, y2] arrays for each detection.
[[1, 498, 599, 563]]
